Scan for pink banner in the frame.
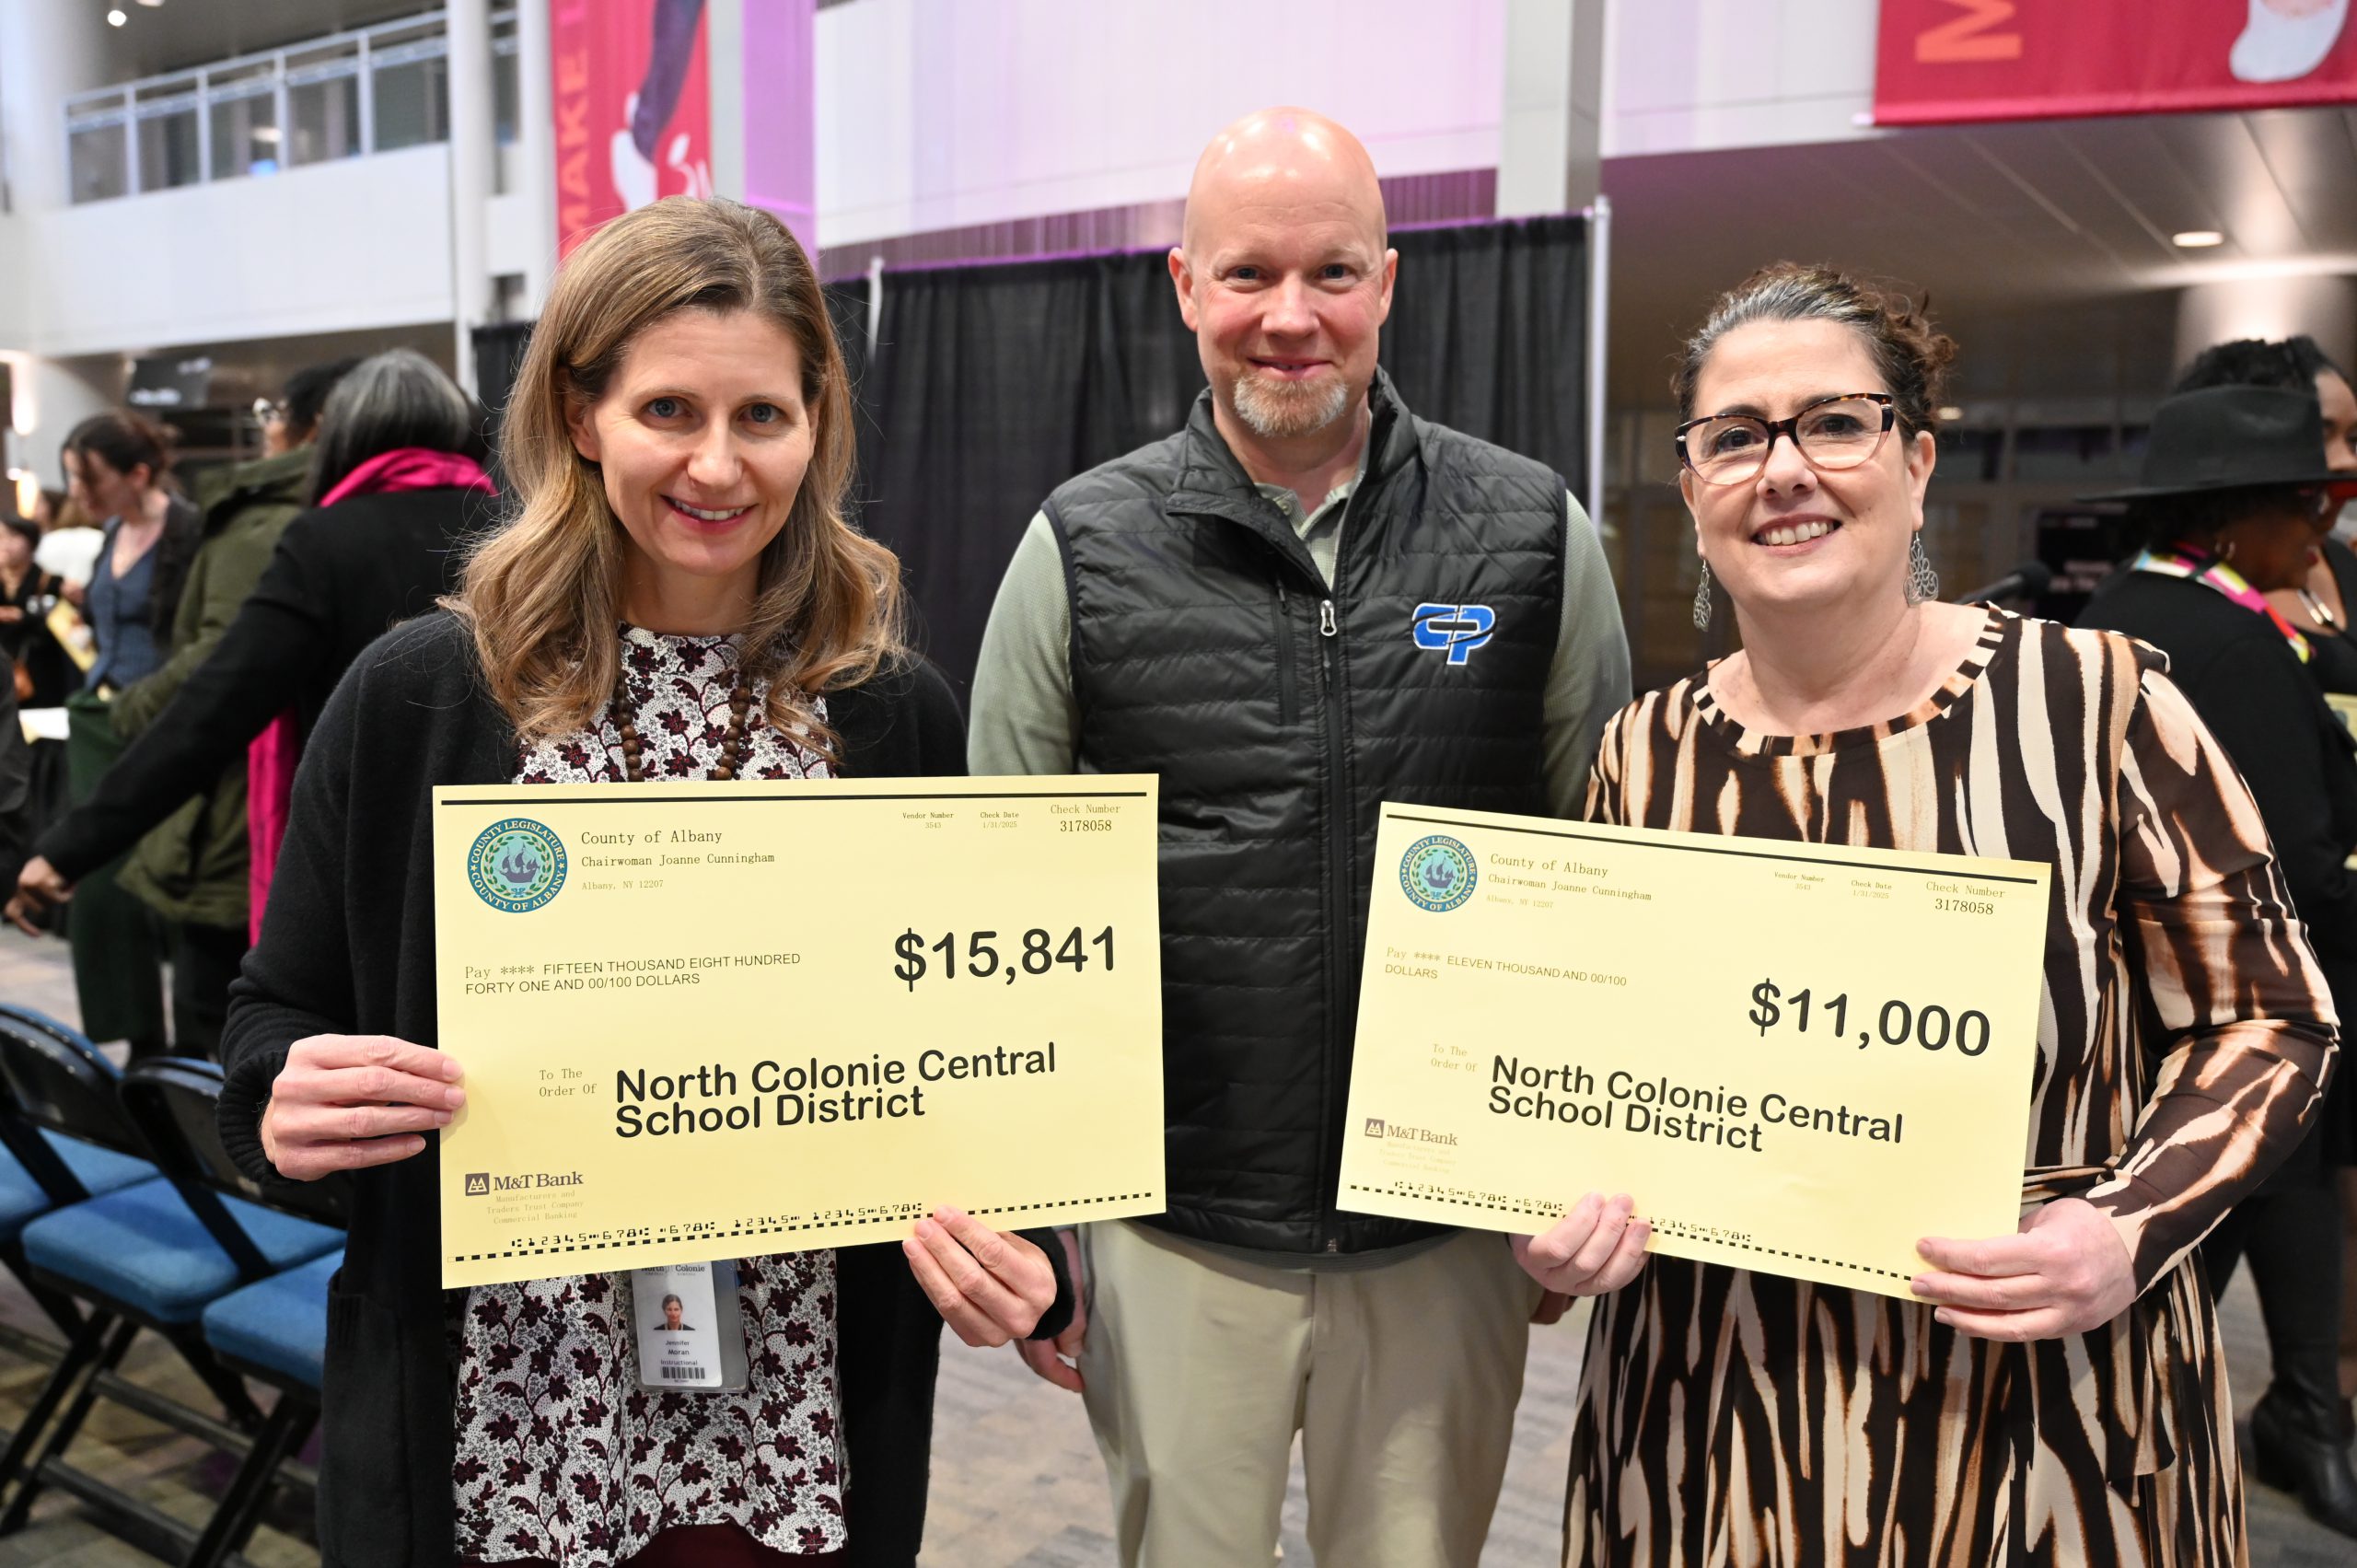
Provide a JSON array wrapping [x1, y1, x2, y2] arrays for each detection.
[[1875, 1, 2357, 126], [551, 0, 714, 255]]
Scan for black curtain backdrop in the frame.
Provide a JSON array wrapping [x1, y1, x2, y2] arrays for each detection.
[[856, 213, 1592, 686]]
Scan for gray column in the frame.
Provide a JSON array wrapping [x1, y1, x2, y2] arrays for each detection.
[[513, 0, 560, 309], [1496, 0, 1605, 216], [447, 0, 496, 393]]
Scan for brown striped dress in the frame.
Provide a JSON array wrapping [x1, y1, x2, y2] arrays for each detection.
[[1567, 610, 2338, 1567]]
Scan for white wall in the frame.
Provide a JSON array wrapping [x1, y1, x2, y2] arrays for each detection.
[[816, 0, 1510, 247], [1601, 0, 1879, 158], [15, 147, 458, 358]]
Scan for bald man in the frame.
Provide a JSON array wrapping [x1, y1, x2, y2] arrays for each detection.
[[970, 109, 1630, 1566]]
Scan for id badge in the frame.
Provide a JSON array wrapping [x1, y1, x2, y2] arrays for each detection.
[[631, 1261, 749, 1390]]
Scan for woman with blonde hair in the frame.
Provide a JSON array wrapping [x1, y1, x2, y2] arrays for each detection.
[[216, 198, 1070, 1568]]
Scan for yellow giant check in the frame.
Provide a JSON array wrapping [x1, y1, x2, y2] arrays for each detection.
[[433, 776, 1164, 1287], [1339, 804, 2049, 1298]]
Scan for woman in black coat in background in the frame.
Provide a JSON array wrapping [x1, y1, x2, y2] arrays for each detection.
[[2078, 381, 2357, 1539]]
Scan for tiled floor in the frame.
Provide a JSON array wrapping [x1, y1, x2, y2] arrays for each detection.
[[0, 925, 2344, 1565]]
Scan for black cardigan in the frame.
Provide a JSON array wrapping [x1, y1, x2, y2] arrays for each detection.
[[40, 486, 491, 882], [217, 611, 1069, 1568]]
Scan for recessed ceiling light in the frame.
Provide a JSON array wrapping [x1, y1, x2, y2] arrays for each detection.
[[2172, 230, 2226, 249], [106, 8, 127, 24], [1936, 405, 1964, 421], [136, 0, 167, 7]]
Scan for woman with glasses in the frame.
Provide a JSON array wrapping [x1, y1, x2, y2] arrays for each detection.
[[2076, 382, 2357, 1539], [1517, 263, 2336, 1566]]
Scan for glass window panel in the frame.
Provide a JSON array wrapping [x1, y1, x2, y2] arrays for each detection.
[[493, 45, 519, 146], [135, 106, 202, 192], [209, 91, 281, 180], [287, 73, 361, 166], [372, 53, 448, 151], [68, 121, 128, 203]]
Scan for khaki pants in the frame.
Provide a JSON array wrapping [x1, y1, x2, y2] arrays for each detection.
[[1076, 1220, 1540, 1568]]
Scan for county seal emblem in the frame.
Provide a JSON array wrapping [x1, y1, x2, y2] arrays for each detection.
[[1399, 833, 1477, 912], [469, 818, 567, 912]]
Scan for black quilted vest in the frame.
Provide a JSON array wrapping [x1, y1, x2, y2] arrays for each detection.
[[1046, 374, 1566, 1254]]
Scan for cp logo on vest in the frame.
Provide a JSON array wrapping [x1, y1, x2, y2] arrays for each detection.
[[1412, 603, 1496, 666]]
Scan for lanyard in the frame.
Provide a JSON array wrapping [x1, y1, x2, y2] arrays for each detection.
[[2131, 543, 2311, 664]]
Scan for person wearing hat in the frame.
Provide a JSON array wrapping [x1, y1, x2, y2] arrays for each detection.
[[2078, 381, 2357, 1540]]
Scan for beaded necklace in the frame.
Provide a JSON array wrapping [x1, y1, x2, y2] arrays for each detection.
[[610, 666, 754, 782]]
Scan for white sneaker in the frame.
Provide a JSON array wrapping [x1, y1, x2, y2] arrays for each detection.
[[611, 91, 658, 210], [2231, 0, 2350, 84]]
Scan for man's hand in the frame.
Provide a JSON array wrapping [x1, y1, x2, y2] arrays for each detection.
[[6, 856, 73, 937], [903, 1205, 1058, 1349], [1014, 1228, 1086, 1390], [1911, 1197, 2137, 1341], [1511, 1192, 1650, 1297], [259, 1035, 465, 1181]]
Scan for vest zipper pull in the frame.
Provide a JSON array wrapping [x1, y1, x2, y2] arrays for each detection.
[[1319, 599, 1338, 637]]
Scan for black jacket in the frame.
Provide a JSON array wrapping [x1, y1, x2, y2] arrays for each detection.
[[216, 611, 1068, 1568], [1047, 374, 1566, 1254], [41, 486, 490, 883], [2079, 570, 2357, 992]]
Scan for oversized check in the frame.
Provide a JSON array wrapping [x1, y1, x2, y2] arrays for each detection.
[[1339, 804, 2049, 1299], [433, 776, 1164, 1287]]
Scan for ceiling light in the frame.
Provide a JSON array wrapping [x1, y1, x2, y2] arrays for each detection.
[[106, 8, 126, 24], [1936, 406, 1964, 422], [2172, 230, 2226, 249], [137, 0, 167, 7]]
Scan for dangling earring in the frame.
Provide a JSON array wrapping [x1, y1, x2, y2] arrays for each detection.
[[1906, 534, 1940, 606], [1692, 559, 1714, 632]]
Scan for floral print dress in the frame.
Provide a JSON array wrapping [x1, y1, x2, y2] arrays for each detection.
[[448, 628, 846, 1565]]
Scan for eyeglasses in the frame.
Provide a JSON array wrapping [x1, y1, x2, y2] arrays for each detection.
[[251, 399, 285, 427], [1675, 393, 1898, 486]]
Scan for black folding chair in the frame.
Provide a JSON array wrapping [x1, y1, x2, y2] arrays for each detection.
[[122, 1055, 344, 1568], [0, 1013, 338, 1558]]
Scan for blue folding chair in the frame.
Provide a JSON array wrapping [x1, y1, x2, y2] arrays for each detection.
[[122, 1055, 343, 1568], [0, 1014, 340, 1557]]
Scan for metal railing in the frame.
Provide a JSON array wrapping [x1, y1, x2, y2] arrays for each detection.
[[62, 8, 519, 205]]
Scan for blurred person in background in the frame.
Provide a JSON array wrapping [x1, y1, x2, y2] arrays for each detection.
[[0, 514, 73, 710], [2165, 335, 2357, 1535], [31, 485, 100, 606], [2077, 381, 2357, 1539], [56, 412, 198, 1058], [9, 349, 493, 948], [0, 513, 70, 891], [19, 363, 356, 1059], [66, 411, 195, 699]]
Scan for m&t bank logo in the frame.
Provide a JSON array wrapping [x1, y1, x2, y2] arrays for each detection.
[[463, 1172, 491, 1197], [1411, 603, 1495, 665]]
